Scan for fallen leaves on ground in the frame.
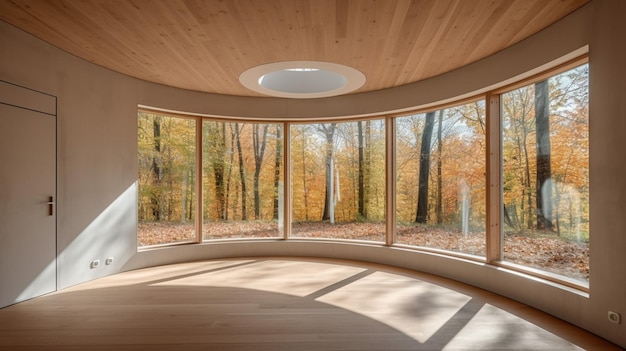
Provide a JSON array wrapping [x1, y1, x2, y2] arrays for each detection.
[[138, 221, 588, 281]]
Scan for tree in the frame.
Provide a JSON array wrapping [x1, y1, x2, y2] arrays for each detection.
[[150, 116, 163, 220], [546, 66, 588, 235], [138, 112, 196, 228], [436, 110, 444, 224], [300, 127, 311, 220], [502, 87, 536, 229], [364, 120, 372, 218], [416, 112, 435, 223], [357, 121, 365, 217], [273, 125, 282, 220], [234, 123, 247, 220], [207, 122, 227, 220], [535, 80, 553, 231], [289, 125, 317, 222], [395, 115, 423, 222], [320, 123, 337, 221], [252, 124, 269, 219], [357, 121, 371, 219], [224, 123, 236, 220]]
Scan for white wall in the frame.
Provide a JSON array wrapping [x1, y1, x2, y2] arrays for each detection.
[[1, 1, 625, 347], [587, 0, 626, 345], [0, 21, 140, 288]]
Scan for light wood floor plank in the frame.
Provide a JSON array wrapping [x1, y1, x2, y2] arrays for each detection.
[[0, 258, 620, 351]]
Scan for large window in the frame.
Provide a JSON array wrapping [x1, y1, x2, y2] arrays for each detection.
[[136, 59, 589, 287], [138, 112, 196, 246], [501, 64, 589, 282], [290, 120, 386, 242], [202, 121, 283, 239], [395, 101, 486, 256]]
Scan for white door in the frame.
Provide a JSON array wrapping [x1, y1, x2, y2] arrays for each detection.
[[0, 103, 56, 308]]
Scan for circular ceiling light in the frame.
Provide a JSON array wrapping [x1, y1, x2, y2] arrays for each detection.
[[239, 61, 366, 99]]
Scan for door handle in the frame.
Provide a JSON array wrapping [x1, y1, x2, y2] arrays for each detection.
[[47, 196, 54, 216]]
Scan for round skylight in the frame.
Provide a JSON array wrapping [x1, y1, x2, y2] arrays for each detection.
[[239, 61, 366, 98]]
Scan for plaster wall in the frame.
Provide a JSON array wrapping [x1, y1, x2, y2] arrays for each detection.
[[0, 20, 140, 288], [1, 1, 625, 347]]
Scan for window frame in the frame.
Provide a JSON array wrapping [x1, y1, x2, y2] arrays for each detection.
[[489, 56, 590, 291], [392, 99, 488, 257], [288, 119, 387, 243], [137, 111, 201, 247], [136, 54, 589, 291]]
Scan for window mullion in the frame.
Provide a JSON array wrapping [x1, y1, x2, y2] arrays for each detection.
[[385, 116, 396, 246], [196, 117, 203, 243], [486, 93, 502, 262], [283, 121, 291, 240]]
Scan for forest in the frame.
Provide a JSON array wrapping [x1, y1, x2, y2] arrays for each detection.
[[138, 64, 589, 282]]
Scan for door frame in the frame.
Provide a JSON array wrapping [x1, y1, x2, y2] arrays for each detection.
[[0, 79, 57, 307]]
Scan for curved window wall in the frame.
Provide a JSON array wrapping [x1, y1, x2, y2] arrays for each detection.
[[137, 59, 589, 287]]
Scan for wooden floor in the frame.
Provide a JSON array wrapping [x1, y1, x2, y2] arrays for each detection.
[[0, 258, 620, 351]]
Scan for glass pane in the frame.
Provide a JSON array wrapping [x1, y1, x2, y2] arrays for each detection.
[[202, 121, 283, 239], [395, 102, 486, 256], [290, 120, 386, 242], [501, 64, 589, 282], [138, 112, 196, 246]]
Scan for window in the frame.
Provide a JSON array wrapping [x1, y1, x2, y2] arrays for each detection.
[[202, 121, 283, 239], [136, 58, 589, 288], [500, 64, 589, 282], [290, 120, 386, 242], [395, 101, 486, 256], [137, 112, 196, 246]]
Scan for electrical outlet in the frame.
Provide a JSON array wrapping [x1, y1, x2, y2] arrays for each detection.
[[608, 311, 621, 324], [90, 259, 100, 269], [105, 257, 114, 265]]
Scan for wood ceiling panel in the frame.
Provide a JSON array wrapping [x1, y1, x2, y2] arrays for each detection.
[[0, 0, 588, 97]]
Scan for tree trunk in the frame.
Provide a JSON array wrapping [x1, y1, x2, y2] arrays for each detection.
[[181, 167, 187, 223], [225, 125, 236, 220], [522, 128, 532, 229], [535, 80, 553, 231], [273, 125, 282, 220], [150, 117, 162, 220], [253, 124, 269, 219], [211, 123, 227, 220], [357, 121, 365, 218], [235, 124, 247, 220], [436, 110, 444, 224], [302, 131, 309, 221], [503, 204, 515, 228], [364, 120, 371, 218], [321, 123, 336, 221], [188, 166, 194, 222], [416, 112, 435, 223]]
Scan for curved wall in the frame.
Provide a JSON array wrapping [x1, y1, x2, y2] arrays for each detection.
[[2, 1, 626, 347]]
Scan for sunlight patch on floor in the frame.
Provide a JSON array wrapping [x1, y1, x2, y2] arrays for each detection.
[[153, 260, 366, 297], [67, 260, 254, 291], [316, 271, 472, 343], [443, 304, 583, 350]]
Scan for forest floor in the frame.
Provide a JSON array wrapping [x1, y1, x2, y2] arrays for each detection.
[[138, 221, 589, 282]]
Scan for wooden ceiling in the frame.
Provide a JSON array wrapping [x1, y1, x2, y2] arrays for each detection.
[[0, 0, 588, 97]]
